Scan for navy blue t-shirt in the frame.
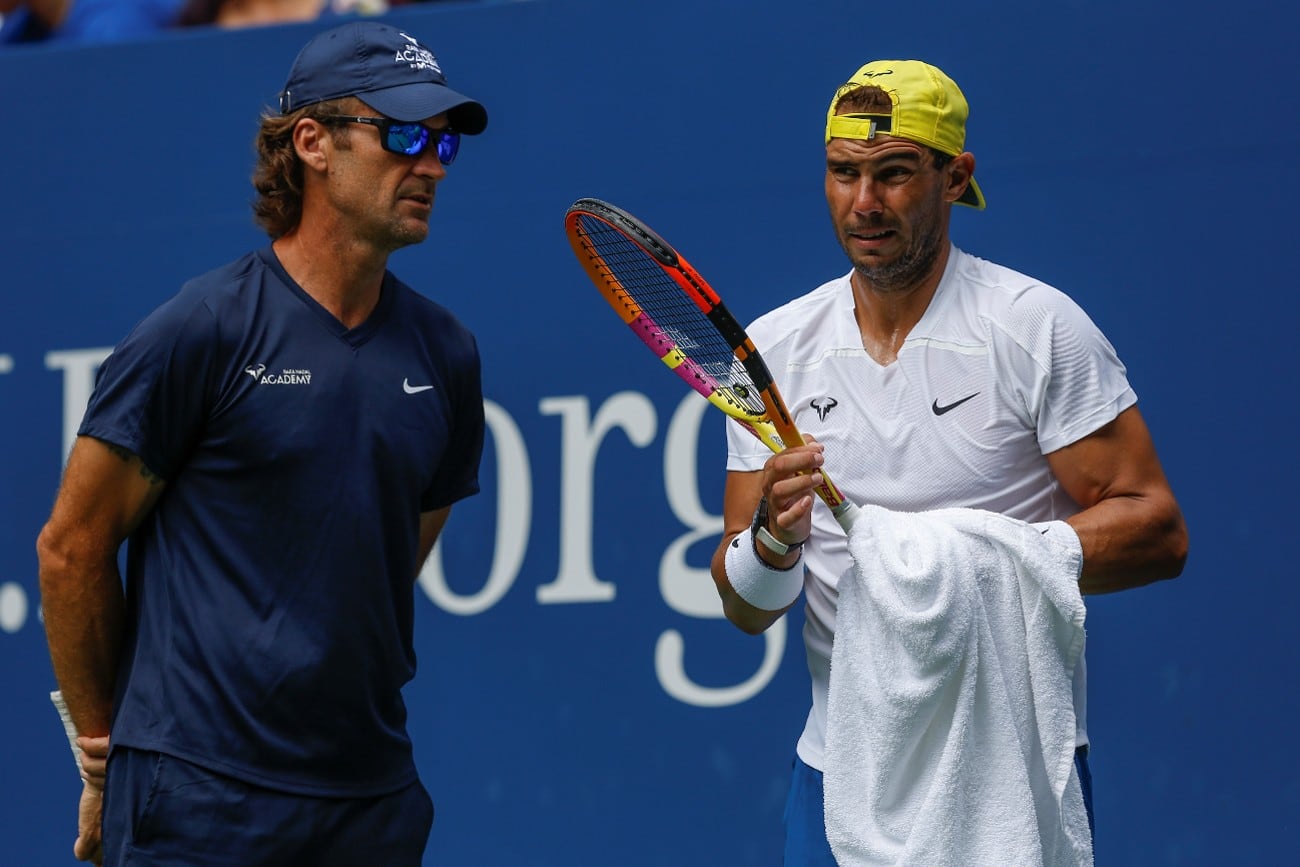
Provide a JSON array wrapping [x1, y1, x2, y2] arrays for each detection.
[[79, 246, 484, 796]]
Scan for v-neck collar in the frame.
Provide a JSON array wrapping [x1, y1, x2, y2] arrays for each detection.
[[834, 243, 961, 364], [258, 246, 394, 348]]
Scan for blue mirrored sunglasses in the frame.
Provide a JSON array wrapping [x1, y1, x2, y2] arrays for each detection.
[[326, 115, 460, 165]]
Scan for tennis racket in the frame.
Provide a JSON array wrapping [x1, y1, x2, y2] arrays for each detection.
[[564, 197, 859, 532]]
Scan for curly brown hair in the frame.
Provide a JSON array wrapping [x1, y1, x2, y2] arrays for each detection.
[[251, 98, 355, 239], [833, 84, 894, 116]]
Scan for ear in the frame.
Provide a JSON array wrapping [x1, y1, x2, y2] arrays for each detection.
[[944, 152, 976, 205], [292, 118, 332, 173]]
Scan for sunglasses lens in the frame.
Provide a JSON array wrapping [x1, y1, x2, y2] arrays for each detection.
[[386, 123, 429, 156], [376, 122, 459, 165], [435, 130, 460, 166]]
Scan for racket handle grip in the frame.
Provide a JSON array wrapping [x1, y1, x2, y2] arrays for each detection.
[[813, 470, 859, 533], [829, 499, 860, 533]]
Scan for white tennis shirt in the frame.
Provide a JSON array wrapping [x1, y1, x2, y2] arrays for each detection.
[[726, 245, 1136, 770]]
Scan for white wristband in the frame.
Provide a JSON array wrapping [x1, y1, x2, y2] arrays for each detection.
[[50, 690, 85, 778], [724, 527, 804, 611]]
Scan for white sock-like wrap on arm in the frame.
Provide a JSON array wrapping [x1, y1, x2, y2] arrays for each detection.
[[50, 690, 85, 778], [724, 527, 805, 611]]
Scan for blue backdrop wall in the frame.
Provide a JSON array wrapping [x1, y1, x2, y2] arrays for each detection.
[[2, 1, 1297, 864]]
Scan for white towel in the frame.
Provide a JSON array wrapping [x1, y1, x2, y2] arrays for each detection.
[[823, 505, 1093, 867]]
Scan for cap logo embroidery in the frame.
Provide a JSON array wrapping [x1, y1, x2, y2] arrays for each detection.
[[395, 32, 442, 74]]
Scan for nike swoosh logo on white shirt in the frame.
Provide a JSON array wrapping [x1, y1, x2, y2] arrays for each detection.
[[403, 378, 434, 394]]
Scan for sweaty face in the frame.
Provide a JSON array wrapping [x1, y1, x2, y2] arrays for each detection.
[[825, 135, 951, 293]]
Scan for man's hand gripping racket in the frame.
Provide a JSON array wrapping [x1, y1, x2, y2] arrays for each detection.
[[564, 198, 859, 533]]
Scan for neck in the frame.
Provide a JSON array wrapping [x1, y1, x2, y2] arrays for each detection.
[[850, 243, 950, 365], [272, 227, 389, 330]]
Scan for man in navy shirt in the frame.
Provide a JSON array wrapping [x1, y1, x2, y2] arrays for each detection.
[[37, 21, 488, 865]]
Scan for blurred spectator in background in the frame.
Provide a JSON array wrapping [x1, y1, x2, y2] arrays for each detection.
[[0, 0, 459, 45], [174, 0, 388, 29], [0, 0, 184, 45]]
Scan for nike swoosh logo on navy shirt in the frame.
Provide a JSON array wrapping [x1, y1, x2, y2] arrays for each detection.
[[403, 378, 435, 394], [931, 392, 979, 415]]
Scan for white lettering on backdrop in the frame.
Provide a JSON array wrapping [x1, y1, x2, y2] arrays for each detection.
[[39, 350, 785, 708]]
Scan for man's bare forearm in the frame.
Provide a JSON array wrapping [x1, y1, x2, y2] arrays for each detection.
[[39, 552, 124, 737]]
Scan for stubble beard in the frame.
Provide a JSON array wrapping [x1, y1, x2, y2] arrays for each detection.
[[371, 212, 429, 254], [848, 205, 946, 294], [390, 220, 429, 249]]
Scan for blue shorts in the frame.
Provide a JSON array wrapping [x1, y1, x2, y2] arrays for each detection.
[[782, 748, 1095, 865], [102, 747, 434, 867]]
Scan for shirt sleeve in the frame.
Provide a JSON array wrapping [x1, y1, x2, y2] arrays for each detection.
[[999, 285, 1137, 455], [77, 291, 218, 480]]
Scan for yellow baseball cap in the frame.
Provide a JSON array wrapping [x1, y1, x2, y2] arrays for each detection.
[[825, 60, 985, 210]]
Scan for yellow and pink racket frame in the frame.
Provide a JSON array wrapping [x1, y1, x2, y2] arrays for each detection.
[[565, 198, 852, 519]]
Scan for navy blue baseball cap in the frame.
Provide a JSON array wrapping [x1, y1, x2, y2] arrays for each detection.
[[278, 21, 488, 134]]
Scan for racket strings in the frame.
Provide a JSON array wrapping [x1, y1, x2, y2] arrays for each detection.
[[577, 217, 766, 416]]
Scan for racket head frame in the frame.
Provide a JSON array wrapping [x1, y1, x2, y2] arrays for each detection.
[[565, 197, 855, 524]]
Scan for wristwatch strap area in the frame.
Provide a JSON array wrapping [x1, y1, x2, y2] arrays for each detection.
[[751, 496, 805, 557]]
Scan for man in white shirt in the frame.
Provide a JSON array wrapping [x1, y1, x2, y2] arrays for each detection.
[[709, 58, 1188, 865]]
